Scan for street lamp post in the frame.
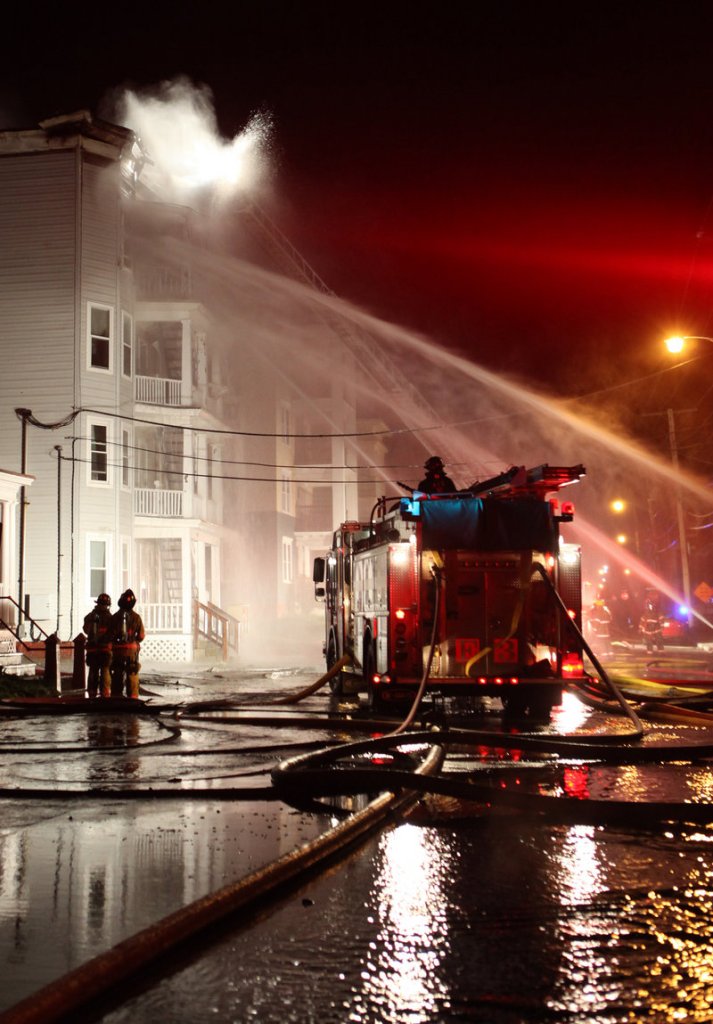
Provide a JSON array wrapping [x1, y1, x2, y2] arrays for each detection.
[[15, 407, 31, 637]]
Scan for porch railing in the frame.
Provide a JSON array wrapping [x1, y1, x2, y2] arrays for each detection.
[[134, 488, 183, 517], [141, 603, 183, 632], [135, 375, 182, 406], [193, 600, 241, 660]]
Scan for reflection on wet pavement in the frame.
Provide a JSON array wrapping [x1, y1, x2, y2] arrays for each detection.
[[99, 821, 713, 1024], [5, 667, 713, 1021]]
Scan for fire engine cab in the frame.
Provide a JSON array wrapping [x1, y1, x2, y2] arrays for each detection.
[[313, 464, 589, 718]]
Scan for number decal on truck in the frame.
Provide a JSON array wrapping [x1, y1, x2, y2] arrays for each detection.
[[494, 638, 518, 662]]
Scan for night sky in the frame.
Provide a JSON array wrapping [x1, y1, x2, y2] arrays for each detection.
[[5, 2, 713, 390]]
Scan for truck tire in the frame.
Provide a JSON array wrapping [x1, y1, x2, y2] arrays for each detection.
[[327, 634, 344, 696], [502, 686, 558, 722], [363, 635, 383, 711]]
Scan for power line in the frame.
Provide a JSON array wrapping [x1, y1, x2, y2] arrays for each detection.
[[68, 435, 428, 471], [58, 451, 403, 485]]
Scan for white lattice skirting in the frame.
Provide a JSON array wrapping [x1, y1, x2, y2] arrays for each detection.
[[141, 635, 193, 663]]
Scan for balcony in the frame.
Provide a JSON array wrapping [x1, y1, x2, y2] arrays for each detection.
[[135, 375, 182, 406], [135, 488, 183, 517]]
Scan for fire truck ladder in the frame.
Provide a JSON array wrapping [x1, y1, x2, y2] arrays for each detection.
[[468, 463, 586, 499], [243, 202, 467, 474]]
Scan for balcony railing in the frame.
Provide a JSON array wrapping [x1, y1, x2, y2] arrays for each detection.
[[142, 603, 183, 632], [135, 375, 182, 406], [134, 488, 183, 517], [135, 266, 192, 301]]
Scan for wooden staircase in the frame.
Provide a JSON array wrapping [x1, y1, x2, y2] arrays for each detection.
[[0, 628, 38, 677]]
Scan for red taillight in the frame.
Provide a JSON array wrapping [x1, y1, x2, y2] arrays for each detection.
[[395, 609, 406, 620], [562, 653, 584, 677]]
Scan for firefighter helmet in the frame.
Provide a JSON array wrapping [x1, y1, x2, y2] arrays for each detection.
[[424, 456, 444, 473], [118, 589, 137, 611], [96, 593, 111, 607]]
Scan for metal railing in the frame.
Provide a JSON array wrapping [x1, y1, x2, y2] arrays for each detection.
[[0, 595, 48, 666], [135, 375, 182, 406], [134, 488, 184, 517], [193, 600, 241, 660]]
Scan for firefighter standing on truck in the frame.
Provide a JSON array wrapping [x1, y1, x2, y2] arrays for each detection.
[[110, 589, 145, 699], [83, 593, 113, 699], [418, 456, 457, 494]]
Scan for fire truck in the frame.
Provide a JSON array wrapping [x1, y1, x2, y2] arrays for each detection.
[[313, 464, 589, 718]]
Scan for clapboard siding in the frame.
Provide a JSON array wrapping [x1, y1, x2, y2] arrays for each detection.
[[0, 151, 78, 627], [0, 151, 76, 475], [0, 144, 129, 631]]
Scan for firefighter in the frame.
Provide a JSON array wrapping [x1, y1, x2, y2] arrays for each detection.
[[640, 600, 664, 654], [110, 589, 145, 699], [588, 598, 612, 653], [83, 593, 113, 698], [417, 455, 457, 494]]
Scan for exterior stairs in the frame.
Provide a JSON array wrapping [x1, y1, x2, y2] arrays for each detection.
[[0, 629, 38, 677]]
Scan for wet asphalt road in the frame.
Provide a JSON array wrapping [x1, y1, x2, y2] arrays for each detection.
[[3, 646, 713, 1023]]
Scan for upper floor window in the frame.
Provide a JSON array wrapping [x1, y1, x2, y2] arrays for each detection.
[[121, 428, 131, 489], [279, 404, 292, 446], [89, 422, 109, 485], [282, 537, 293, 584], [89, 304, 113, 371], [281, 471, 292, 514], [122, 311, 133, 378], [207, 443, 216, 501]]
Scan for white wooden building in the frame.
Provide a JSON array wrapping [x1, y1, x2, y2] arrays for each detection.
[[0, 109, 372, 662], [0, 111, 241, 660]]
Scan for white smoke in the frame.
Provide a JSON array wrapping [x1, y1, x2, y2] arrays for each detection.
[[118, 78, 271, 202]]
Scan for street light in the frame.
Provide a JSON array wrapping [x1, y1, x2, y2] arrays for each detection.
[[663, 334, 713, 354]]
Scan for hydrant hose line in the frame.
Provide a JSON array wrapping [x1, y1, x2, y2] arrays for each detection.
[[0, 741, 445, 1024]]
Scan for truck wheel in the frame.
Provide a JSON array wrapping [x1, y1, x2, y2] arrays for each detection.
[[526, 689, 556, 722], [503, 688, 556, 722], [327, 635, 343, 696], [363, 637, 383, 711]]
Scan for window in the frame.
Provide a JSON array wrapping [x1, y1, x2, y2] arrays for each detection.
[[89, 539, 108, 599], [282, 537, 293, 584], [205, 543, 213, 597], [281, 471, 292, 514], [89, 304, 112, 371], [90, 423, 109, 483], [121, 428, 130, 489], [122, 311, 133, 378], [121, 537, 130, 593], [206, 443, 215, 500], [279, 404, 291, 445]]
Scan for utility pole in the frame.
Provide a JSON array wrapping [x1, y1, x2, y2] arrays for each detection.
[[640, 407, 696, 621], [667, 408, 692, 621]]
